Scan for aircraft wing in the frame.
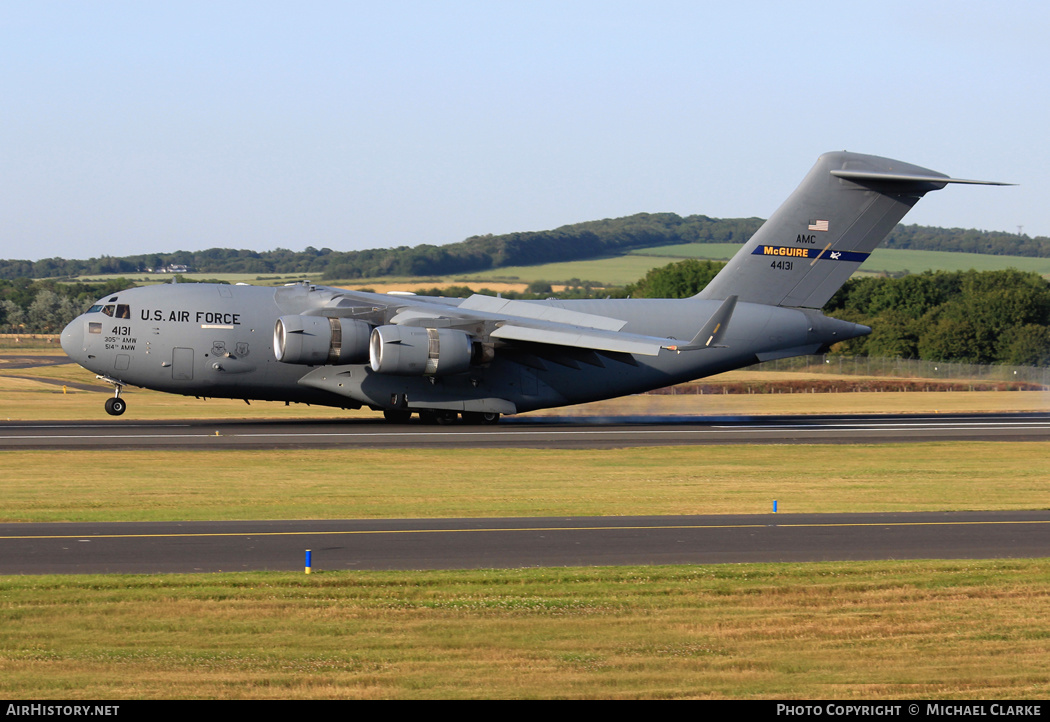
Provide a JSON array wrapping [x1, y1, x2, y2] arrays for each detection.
[[323, 290, 738, 357], [486, 294, 738, 354], [380, 294, 682, 356]]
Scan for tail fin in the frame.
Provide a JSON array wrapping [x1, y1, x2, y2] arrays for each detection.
[[696, 151, 1010, 308]]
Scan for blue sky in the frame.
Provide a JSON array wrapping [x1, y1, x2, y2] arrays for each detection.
[[2, 1, 1045, 261]]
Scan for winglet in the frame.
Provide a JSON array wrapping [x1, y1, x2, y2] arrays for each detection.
[[665, 295, 738, 352]]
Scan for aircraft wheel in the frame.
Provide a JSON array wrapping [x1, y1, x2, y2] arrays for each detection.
[[462, 411, 500, 425], [420, 409, 458, 425], [105, 397, 127, 416], [383, 409, 413, 424]]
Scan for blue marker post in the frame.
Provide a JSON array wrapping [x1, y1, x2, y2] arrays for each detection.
[[773, 500, 778, 514], [305, 549, 312, 575]]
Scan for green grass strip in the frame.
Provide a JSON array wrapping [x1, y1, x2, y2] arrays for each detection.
[[1, 560, 1048, 699], [2, 443, 1048, 522]]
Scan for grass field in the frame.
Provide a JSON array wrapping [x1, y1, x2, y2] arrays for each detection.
[[3, 441, 1049, 522], [2, 560, 1048, 699], [2, 354, 1049, 698]]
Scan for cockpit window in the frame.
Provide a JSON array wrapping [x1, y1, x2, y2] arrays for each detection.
[[96, 303, 130, 317]]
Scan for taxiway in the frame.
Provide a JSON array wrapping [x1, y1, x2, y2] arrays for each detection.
[[2, 511, 1048, 574]]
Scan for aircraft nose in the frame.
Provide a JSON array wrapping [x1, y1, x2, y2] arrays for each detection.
[[60, 317, 84, 358]]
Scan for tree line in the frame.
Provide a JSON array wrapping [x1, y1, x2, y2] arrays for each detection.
[[0, 278, 135, 335], [3, 213, 1045, 282], [626, 261, 1050, 367], [824, 269, 1050, 366]]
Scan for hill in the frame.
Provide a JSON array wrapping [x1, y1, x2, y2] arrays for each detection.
[[3, 214, 1046, 282]]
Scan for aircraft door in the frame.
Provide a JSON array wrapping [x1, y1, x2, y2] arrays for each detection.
[[172, 347, 194, 381]]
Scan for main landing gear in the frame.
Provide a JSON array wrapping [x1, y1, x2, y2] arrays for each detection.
[[462, 411, 501, 425], [383, 409, 413, 424], [382, 409, 501, 425], [97, 375, 127, 416]]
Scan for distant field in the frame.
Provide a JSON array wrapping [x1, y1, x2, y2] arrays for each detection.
[[631, 243, 1050, 276], [70, 262, 662, 291], [405, 245, 1050, 289], [628, 243, 744, 261], [350, 246, 1050, 288], [66, 246, 1050, 291], [452, 256, 667, 287]]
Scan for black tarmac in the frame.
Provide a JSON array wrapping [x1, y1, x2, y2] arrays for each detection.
[[2, 511, 1048, 575], [3, 412, 1050, 449]]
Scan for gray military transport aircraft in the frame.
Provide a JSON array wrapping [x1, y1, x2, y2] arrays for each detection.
[[60, 151, 1008, 423]]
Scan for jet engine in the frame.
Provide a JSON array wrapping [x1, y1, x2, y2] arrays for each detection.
[[369, 325, 474, 376], [274, 316, 371, 365]]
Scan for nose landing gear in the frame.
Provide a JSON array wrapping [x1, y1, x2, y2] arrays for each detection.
[[97, 375, 127, 416], [104, 396, 126, 416]]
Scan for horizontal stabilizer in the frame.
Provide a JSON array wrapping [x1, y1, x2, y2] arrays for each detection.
[[829, 169, 1013, 187]]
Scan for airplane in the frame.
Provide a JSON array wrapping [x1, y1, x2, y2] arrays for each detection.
[[59, 151, 1009, 423]]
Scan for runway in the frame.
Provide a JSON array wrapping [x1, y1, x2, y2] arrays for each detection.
[[2, 412, 1050, 449], [2, 511, 1048, 574]]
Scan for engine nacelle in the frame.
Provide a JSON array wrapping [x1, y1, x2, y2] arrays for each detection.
[[274, 316, 371, 365], [369, 325, 474, 376]]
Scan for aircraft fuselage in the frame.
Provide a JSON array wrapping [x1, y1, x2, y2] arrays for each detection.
[[60, 282, 865, 416], [58, 151, 1007, 420]]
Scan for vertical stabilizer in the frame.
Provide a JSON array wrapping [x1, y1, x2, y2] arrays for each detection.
[[696, 151, 1008, 308]]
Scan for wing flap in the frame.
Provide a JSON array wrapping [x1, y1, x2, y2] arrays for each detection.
[[458, 294, 627, 331], [491, 324, 684, 356]]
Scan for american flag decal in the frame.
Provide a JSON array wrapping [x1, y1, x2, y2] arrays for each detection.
[[808, 219, 829, 232]]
